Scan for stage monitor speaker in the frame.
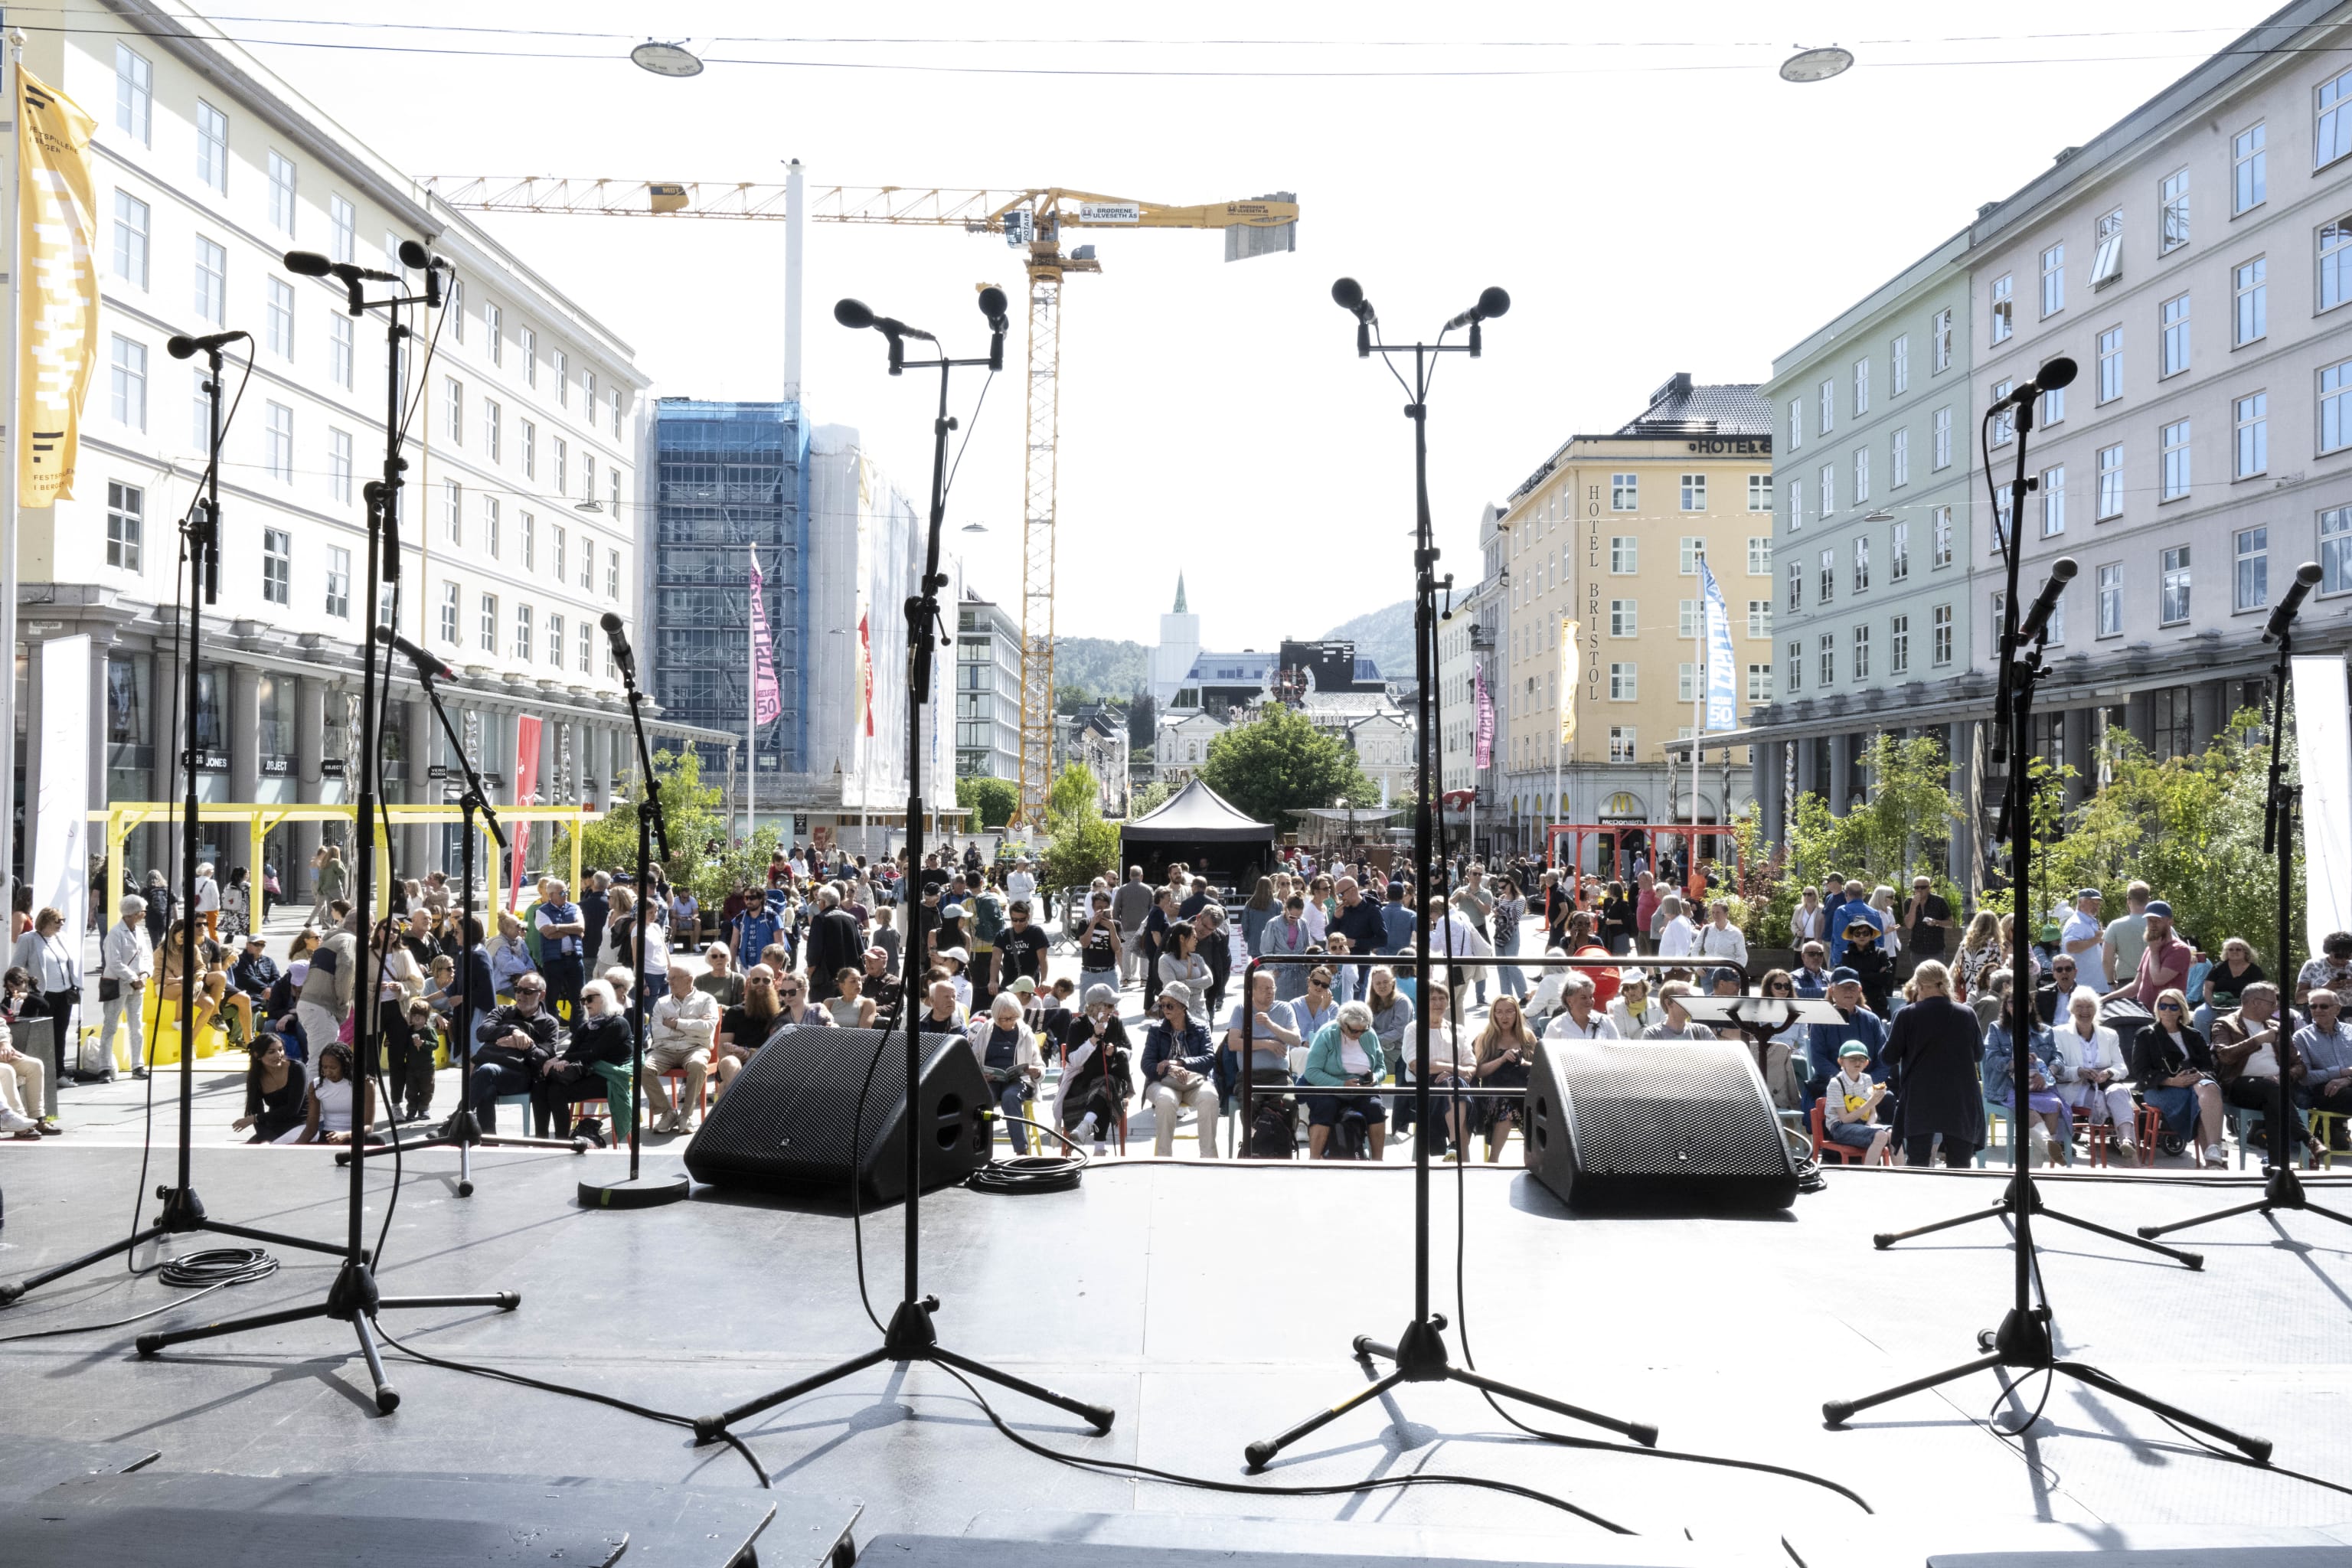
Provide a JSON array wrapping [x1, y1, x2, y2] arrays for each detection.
[[683, 1024, 990, 1204], [1523, 1037, 1798, 1212]]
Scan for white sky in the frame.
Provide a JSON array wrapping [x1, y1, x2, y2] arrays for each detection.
[[211, 2, 2282, 645]]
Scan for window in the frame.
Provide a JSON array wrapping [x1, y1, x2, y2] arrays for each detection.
[[480, 594, 498, 654], [1678, 536, 1704, 574], [1678, 599, 1701, 639], [1747, 664, 1772, 703], [259, 528, 290, 606], [266, 277, 293, 359], [444, 377, 463, 445], [194, 237, 226, 325], [1932, 505, 1953, 568], [521, 512, 535, 570], [1991, 381, 2015, 446], [520, 420, 535, 479], [583, 453, 596, 502], [449, 280, 464, 344], [514, 603, 533, 661], [2325, 507, 2352, 596], [1748, 535, 1770, 575], [2229, 257, 2267, 349], [2161, 292, 2190, 377], [105, 482, 142, 570], [606, 547, 619, 599], [1610, 472, 1637, 510], [1853, 536, 1871, 592], [1818, 378, 1835, 435], [547, 612, 565, 666], [1608, 663, 1637, 701], [328, 427, 352, 504], [2041, 465, 2066, 536], [1891, 334, 1909, 395], [328, 194, 354, 265], [2236, 122, 2268, 214], [1747, 599, 1771, 639], [264, 402, 292, 482], [485, 302, 502, 367], [2098, 564, 2122, 636], [1891, 426, 1909, 488], [108, 335, 145, 430], [1932, 604, 1954, 665], [577, 620, 592, 674], [112, 191, 148, 289], [443, 479, 463, 544], [1818, 634, 1835, 687], [2325, 358, 2352, 452], [551, 527, 566, 582], [553, 437, 567, 494], [267, 152, 297, 235], [2040, 242, 2065, 316], [2324, 217, 2352, 312], [1786, 560, 1804, 612], [2092, 208, 2124, 287], [1677, 662, 1697, 702], [2047, 586, 2066, 645], [1680, 473, 1707, 511], [114, 44, 151, 145], [325, 546, 351, 618], [1609, 599, 1637, 636], [1609, 726, 1638, 764], [1932, 406, 1952, 469], [2097, 325, 2123, 403], [1853, 357, 1870, 416], [2236, 392, 2269, 478], [521, 328, 537, 386], [584, 369, 598, 418], [1746, 472, 1771, 512], [1788, 477, 1804, 533], [1932, 307, 1952, 371], [1788, 400, 1802, 451], [484, 497, 501, 559], [554, 350, 569, 405], [439, 582, 460, 644], [2159, 168, 2189, 253], [483, 398, 501, 462], [1818, 462, 1836, 517], [580, 533, 594, 590], [1609, 536, 1637, 573], [2162, 419, 2194, 497], [1786, 639, 1803, 693], [1994, 486, 2014, 552], [2039, 381, 2065, 428], [2322, 69, 2352, 168], [1852, 446, 1870, 506], [1891, 520, 1910, 582], [195, 100, 227, 192], [2161, 545, 2192, 625], [2097, 443, 2124, 519], [1818, 547, 1835, 603], [2236, 525, 2269, 611], [612, 388, 624, 436], [1990, 274, 2014, 343], [1890, 614, 1910, 676], [1852, 624, 1871, 682]]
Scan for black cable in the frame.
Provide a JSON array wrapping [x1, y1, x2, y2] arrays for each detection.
[[0, 1246, 278, 1344], [940, 368, 995, 505], [371, 1321, 770, 1489], [965, 1111, 1088, 1194]]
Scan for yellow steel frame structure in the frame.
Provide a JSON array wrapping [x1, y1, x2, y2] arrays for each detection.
[[89, 803, 603, 933]]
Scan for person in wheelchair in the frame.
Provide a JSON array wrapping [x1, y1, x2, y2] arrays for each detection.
[[1302, 999, 1387, 1160]]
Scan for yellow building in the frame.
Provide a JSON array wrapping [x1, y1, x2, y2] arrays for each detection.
[[1496, 374, 1775, 863]]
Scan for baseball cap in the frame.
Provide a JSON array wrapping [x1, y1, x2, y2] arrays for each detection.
[[940, 902, 967, 919], [1828, 965, 1860, 985], [1838, 1041, 1870, 1060], [2145, 900, 2174, 920], [2077, 887, 2103, 900], [1011, 975, 1036, 995], [937, 947, 969, 966]]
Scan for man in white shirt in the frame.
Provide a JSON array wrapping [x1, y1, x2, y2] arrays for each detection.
[[1656, 896, 1698, 961], [100, 897, 155, 1083], [1004, 858, 1037, 906], [1423, 895, 1495, 978], [2060, 888, 2110, 991], [2053, 985, 2135, 1159], [645, 962, 719, 1133], [1694, 900, 1748, 971], [1543, 974, 1620, 1042]]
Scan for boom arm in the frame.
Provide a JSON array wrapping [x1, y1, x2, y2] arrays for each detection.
[[418, 178, 1298, 234]]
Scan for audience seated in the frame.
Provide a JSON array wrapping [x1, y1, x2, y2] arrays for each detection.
[[1141, 981, 1220, 1158]]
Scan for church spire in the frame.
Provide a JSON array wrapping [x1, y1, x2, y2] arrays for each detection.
[[1173, 573, 1188, 613]]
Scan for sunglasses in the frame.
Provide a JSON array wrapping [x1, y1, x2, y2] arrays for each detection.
[[2157, 1003, 2184, 1014]]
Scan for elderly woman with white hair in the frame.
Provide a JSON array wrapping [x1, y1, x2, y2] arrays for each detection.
[[1300, 998, 1387, 1159], [1541, 972, 1620, 1042], [533, 977, 636, 1146], [1142, 980, 1221, 1158], [966, 990, 1044, 1152], [2053, 982, 2137, 1160], [1059, 982, 1134, 1152]]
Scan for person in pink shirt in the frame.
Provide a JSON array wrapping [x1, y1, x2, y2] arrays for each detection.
[[1633, 872, 1661, 956], [2106, 899, 2194, 1008]]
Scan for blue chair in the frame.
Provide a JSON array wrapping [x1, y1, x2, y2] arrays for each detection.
[[2230, 1101, 2309, 1168]]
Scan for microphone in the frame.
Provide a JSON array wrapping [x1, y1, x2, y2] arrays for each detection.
[[167, 329, 250, 359], [599, 610, 637, 684], [2264, 560, 2325, 644], [833, 299, 934, 341], [1330, 277, 1375, 325], [977, 286, 1009, 334], [283, 250, 333, 277], [286, 250, 400, 286], [372, 624, 456, 682], [2014, 557, 2077, 645], [1989, 355, 2079, 413], [1443, 286, 1511, 332]]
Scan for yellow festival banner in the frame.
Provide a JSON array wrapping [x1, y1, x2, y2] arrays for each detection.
[[1557, 615, 1579, 746], [15, 67, 98, 508]]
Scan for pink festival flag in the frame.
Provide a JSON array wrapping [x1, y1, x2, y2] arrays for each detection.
[[1473, 654, 1494, 771], [750, 551, 783, 727]]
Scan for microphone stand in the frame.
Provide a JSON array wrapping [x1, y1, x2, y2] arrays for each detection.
[[2, 345, 351, 1307], [693, 306, 1115, 1446], [341, 655, 586, 1187], [1246, 294, 1657, 1470], [2136, 567, 2352, 1240], [136, 262, 521, 1413], [1860, 397, 2198, 1269], [580, 642, 688, 1207]]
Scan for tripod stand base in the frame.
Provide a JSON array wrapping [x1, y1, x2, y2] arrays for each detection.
[[1872, 1177, 2203, 1269], [0, 1184, 352, 1306], [2137, 1163, 2352, 1239], [579, 1173, 691, 1209], [1242, 1314, 1658, 1472], [691, 1295, 1115, 1446]]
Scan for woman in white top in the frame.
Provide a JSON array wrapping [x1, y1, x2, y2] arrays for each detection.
[[279, 1040, 372, 1143], [1415, 979, 1478, 1160], [372, 920, 430, 1122], [824, 966, 878, 1029], [2053, 985, 2136, 1158]]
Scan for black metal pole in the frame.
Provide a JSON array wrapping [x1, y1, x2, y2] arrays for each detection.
[[175, 349, 223, 1181], [1408, 345, 1435, 1323]]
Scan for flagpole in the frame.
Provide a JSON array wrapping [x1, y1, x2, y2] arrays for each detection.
[[746, 543, 757, 842], [0, 24, 25, 923]]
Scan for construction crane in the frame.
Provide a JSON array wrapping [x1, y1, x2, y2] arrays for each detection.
[[420, 175, 1299, 832]]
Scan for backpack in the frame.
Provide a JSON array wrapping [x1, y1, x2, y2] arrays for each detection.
[[1249, 1093, 1298, 1158], [971, 893, 1007, 946]]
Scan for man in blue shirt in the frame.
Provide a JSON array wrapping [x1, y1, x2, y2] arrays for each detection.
[[533, 880, 588, 1021], [1803, 968, 1886, 1114], [1380, 882, 1417, 956], [1790, 941, 1834, 999]]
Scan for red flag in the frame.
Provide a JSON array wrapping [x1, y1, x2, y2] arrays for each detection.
[[858, 611, 874, 737]]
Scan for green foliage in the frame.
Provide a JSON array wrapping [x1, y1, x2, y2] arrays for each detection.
[[1765, 734, 1964, 947], [694, 824, 784, 909], [1195, 706, 1377, 832], [1050, 636, 1150, 698], [1040, 763, 1119, 890], [1054, 682, 1096, 715], [551, 747, 733, 903], [1128, 779, 1178, 818], [956, 775, 1019, 831]]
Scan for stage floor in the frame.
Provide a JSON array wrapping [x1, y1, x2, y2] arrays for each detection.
[[7, 1147, 2352, 1565]]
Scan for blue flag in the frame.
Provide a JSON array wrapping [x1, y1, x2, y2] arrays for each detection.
[[1700, 558, 1738, 732]]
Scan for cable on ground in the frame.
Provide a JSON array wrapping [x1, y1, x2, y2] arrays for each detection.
[[0, 1246, 279, 1344]]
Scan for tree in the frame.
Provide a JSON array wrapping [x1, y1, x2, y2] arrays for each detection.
[[1041, 763, 1119, 890], [1054, 681, 1097, 716], [1127, 694, 1157, 750], [956, 775, 1019, 831], [552, 746, 730, 902], [1759, 734, 1963, 946], [1128, 779, 1178, 818], [1196, 706, 1377, 832]]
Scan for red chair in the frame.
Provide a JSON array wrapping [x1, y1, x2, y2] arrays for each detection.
[[1811, 1101, 1885, 1165]]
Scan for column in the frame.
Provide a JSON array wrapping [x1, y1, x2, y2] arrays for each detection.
[[1948, 719, 1978, 889], [404, 695, 435, 877], [1753, 740, 1781, 846], [1793, 733, 1817, 801], [587, 725, 610, 808], [292, 675, 326, 900], [87, 638, 113, 867], [2124, 688, 2153, 752], [155, 642, 187, 881], [536, 710, 557, 813], [2060, 705, 2093, 808], [226, 665, 260, 876], [1827, 733, 1855, 815], [2190, 679, 2227, 751]]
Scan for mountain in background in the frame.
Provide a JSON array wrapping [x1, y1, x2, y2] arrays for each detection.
[[1051, 635, 1151, 698], [1320, 599, 1414, 681]]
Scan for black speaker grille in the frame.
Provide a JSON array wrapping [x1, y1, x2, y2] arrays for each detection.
[[1559, 1041, 1792, 1176]]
